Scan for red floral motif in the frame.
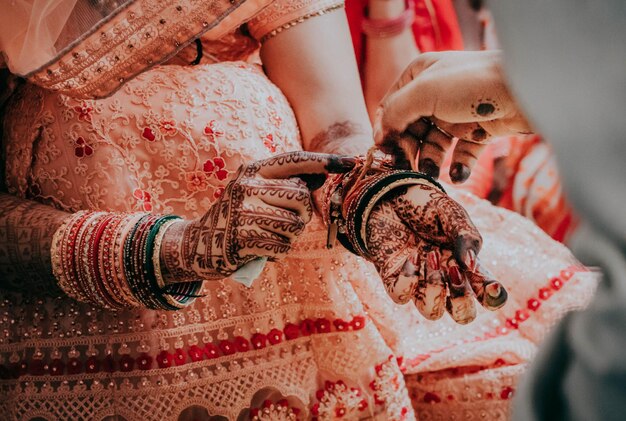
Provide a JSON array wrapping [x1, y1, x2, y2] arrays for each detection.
[[185, 171, 210, 192], [538, 287, 553, 300], [527, 298, 541, 311], [49, 359, 65, 376], [267, 328, 283, 345], [203, 156, 229, 181], [141, 127, 157, 142], [204, 343, 220, 359], [350, 316, 365, 330], [250, 398, 301, 421], [136, 353, 153, 371], [132, 188, 153, 212], [251, 333, 268, 350], [315, 318, 331, 333], [159, 119, 177, 136], [263, 133, 277, 153], [11, 315, 369, 379], [423, 392, 441, 404], [333, 319, 349, 332], [119, 355, 135, 372], [173, 348, 187, 366], [85, 356, 100, 373], [74, 102, 93, 121], [219, 340, 236, 356], [157, 351, 173, 368], [311, 380, 367, 420], [500, 386, 515, 400], [370, 355, 410, 420], [234, 336, 251, 352], [67, 358, 83, 375], [74, 137, 94, 158], [203, 120, 224, 141], [284, 323, 301, 340], [188, 345, 204, 362]]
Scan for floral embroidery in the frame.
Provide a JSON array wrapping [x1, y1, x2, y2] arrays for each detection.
[[74, 102, 93, 121], [263, 133, 277, 153], [185, 171, 210, 192], [311, 380, 368, 420], [141, 127, 157, 142], [202, 156, 229, 181], [250, 399, 301, 421], [159, 119, 178, 136], [74, 137, 93, 157], [369, 356, 410, 420], [203, 120, 225, 141], [133, 189, 153, 212]]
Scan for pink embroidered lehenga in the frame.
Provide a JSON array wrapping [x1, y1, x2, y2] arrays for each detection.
[[0, 1, 596, 420]]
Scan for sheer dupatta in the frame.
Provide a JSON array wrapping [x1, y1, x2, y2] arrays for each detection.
[[0, 0, 270, 99]]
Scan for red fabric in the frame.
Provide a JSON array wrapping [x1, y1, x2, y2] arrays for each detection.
[[346, 0, 464, 70]]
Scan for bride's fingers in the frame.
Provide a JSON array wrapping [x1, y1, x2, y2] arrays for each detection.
[[239, 204, 306, 240], [445, 263, 477, 325], [413, 250, 447, 320], [236, 228, 292, 259], [385, 258, 420, 305], [466, 264, 508, 310], [246, 178, 313, 224], [254, 151, 357, 179]]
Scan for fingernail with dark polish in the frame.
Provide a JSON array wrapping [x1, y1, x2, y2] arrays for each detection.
[[419, 158, 440, 178], [450, 163, 471, 183], [471, 128, 488, 142]]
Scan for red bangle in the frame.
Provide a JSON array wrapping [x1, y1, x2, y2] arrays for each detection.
[[362, 3, 415, 38]]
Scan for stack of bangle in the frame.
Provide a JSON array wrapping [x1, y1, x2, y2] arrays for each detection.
[[51, 211, 202, 310], [322, 153, 444, 259]]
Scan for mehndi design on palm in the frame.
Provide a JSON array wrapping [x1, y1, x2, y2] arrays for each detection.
[[366, 180, 507, 324]]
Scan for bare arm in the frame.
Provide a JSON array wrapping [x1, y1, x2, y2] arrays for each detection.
[[259, 8, 373, 156], [0, 192, 69, 294]]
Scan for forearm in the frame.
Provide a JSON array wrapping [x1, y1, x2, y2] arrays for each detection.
[[0, 193, 69, 294], [259, 8, 373, 156], [364, 0, 420, 119]]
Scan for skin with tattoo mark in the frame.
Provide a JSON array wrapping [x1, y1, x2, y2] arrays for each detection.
[[161, 151, 356, 284], [0, 193, 69, 294], [363, 181, 506, 324]]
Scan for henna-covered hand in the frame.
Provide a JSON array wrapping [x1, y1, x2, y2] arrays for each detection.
[[373, 50, 531, 183], [366, 181, 507, 324], [161, 151, 356, 283]]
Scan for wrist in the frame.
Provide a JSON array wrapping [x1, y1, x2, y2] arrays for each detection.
[[368, 0, 407, 19], [160, 219, 197, 284]]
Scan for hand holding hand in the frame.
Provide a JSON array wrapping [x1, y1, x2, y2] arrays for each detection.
[[374, 50, 531, 182], [161, 152, 356, 282]]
